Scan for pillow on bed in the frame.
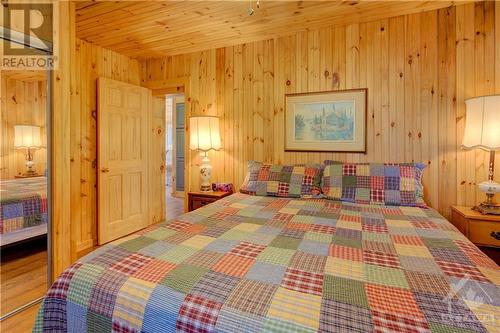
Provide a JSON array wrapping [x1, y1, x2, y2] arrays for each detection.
[[321, 161, 426, 207], [240, 160, 323, 198]]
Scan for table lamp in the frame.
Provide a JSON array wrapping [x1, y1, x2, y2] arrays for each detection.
[[14, 125, 42, 176], [462, 95, 500, 214], [189, 116, 221, 191]]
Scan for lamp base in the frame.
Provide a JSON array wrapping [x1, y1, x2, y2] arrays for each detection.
[[473, 202, 500, 215], [199, 154, 213, 192]]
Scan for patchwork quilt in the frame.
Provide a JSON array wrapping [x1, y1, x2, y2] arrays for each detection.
[[35, 193, 499, 333], [0, 177, 48, 234]]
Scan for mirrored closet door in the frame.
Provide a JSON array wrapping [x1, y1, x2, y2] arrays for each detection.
[[0, 37, 51, 319]]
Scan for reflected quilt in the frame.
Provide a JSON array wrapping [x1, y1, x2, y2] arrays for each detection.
[[0, 177, 48, 234], [35, 193, 499, 332]]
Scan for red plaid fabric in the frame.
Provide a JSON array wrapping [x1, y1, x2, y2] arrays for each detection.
[[302, 174, 314, 186], [370, 189, 385, 203], [46, 262, 82, 299], [311, 224, 336, 234], [282, 268, 323, 296], [381, 207, 403, 215], [339, 214, 361, 223], [257, 165, 271, 181], [277, 182, 290, 196], [399, 165, 414, 178], [363, 250, 400, 268], [132, 259, 176, 283], [329, 245, 363, 262], [343, 164, 356, 175], [112, 320, 138, 333], [167, 220, 192, 231], [212, 254, 254, 277], [230, 242, 266, 259], [286, 222, 313, 231], [371, 310, 430, 333], [371, 176, 385, 190], [110, 253, 153, 275], [436, 260, 489, 282], [411, 221, 438, 230], [176, 294, 222, 333], [390, 235, 424, 246], [362, 224, 388, 233], [356, 176, 371, 188], [304, 167, 318, 176], [455, 241, 498, 269], [273, 212, 294, 221], [366, 284, 424, 318]]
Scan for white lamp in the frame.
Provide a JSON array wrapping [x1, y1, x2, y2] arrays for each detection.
[[14, 125, 42, 175], [189, 116, 221, 191], [462, 95, 500, 214]]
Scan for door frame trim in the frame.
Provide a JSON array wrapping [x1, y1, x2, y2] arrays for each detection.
[[143, 77, 190, 211]]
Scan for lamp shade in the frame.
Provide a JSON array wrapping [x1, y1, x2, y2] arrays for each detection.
[[462, 95, 500, 151], [189, 116, 221, 151], [14, 125, 42, 149]]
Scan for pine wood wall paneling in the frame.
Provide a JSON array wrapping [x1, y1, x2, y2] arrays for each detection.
[[140, 2, 497, 219], [0, 78, 47, 180], [71, 39, 142, 256]]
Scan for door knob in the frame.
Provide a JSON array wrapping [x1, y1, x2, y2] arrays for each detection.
[[101, 167, 110, 173]]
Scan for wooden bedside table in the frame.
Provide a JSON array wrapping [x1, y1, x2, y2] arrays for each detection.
[[451, 206, 500, 248], [188, 191, 232, 212], [14, 173, 42, 179]]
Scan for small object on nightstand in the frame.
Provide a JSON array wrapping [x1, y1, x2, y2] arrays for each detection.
[[211, 183, 234, 193], [451, 206, 500, 248], [188, 190, 232, 212]]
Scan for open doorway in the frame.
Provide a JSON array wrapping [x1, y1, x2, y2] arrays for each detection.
[[165, 94, 184, 220]]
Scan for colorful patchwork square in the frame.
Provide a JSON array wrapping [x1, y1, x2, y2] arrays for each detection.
[[184, 250, 224, 269], [282, 268, 323, 296], [323, 275, 368, 308], [190, 271, 240, 303], [181, 235, 216, 249], [366, 284, 424, 318], [325, 257, 364, 281], [365, 265, 409, 289], [363, 250, 400, 268], [160, 265, 208, 294], [371, 310, 430, 333], [320, 300, 373, 333], [226, 280, 277, 316], [110, 253, 153, 275], [257, 246, 295, 266], [267, 287, 322, 331], [229, 241, 266, 259], [289, 252, 326, 273], [329, 244, 363, 262], [131, 259, 176, 283], [88, 270, 128, 317], [436, 260, 489, 282], [212, 254, 254, 277], [113, 277, 155, 330], [404, 271, 451, 296], [215, 308, 264, 333], [176, 294, 223, 333]]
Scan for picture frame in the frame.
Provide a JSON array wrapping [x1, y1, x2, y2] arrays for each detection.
[[284, 88, 367, 152]]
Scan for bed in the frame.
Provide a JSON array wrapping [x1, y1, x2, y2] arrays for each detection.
[[34, 193, 499, 332], [0, 177, 48, 247]]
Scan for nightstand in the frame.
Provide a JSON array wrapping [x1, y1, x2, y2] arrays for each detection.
[[451, 206, 500, 248], [188, 191, 232, 212], [14, 173, 42, 179]]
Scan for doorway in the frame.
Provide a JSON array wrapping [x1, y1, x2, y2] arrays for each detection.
[[165, 94, 185, 220]]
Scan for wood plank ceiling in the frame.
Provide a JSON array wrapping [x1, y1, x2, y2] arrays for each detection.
[[75, 1, 467, 58]]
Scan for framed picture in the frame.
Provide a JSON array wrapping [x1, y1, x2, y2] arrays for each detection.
[[284, 88, 367, 152]]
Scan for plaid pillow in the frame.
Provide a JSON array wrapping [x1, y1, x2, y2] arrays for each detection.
[[240, 161, 323, 198], [321, 161, 426, 207]]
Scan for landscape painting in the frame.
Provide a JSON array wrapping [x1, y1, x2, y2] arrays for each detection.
[[294, 101, 354, 141], [285, 89, 367, 152]]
